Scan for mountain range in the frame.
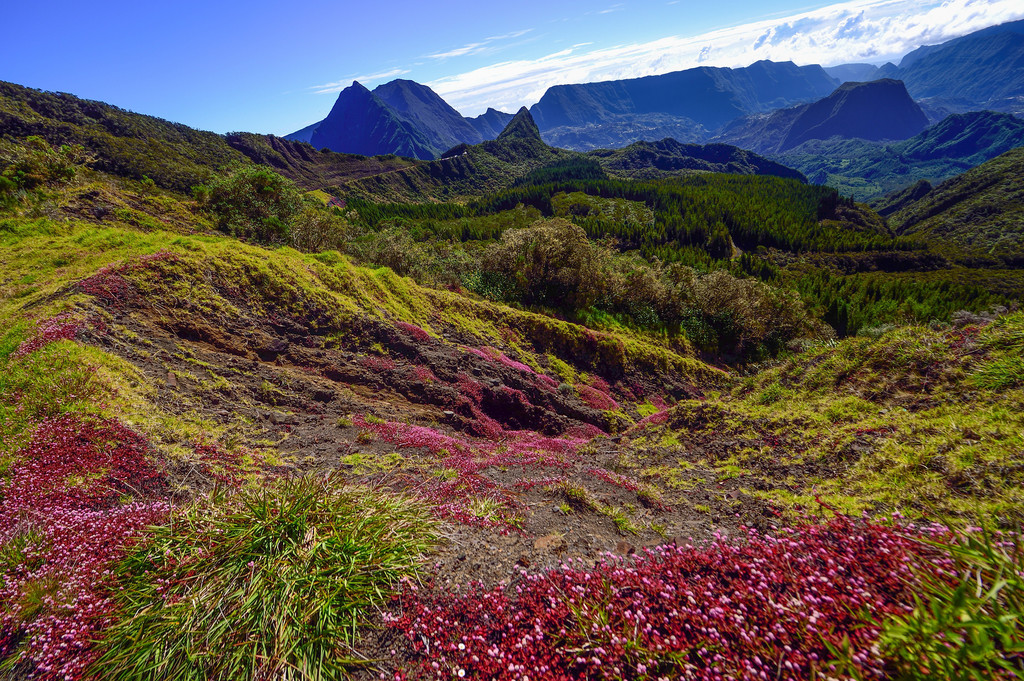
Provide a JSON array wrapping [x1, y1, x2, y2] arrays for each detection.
[[528, 59, 838, 145], [289, 20, 1024, 163]]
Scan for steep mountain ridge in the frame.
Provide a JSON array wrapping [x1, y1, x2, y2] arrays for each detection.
[[496, 106, 542, 142], [373, 79, 485, 150], [880, 20, 1024, 115], [780, 79, 928, 149], [292, 81, 439, 159], [286, 81, 513, 160]]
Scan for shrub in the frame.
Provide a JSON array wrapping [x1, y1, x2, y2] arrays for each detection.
[[480, 218, 610, 309], [288, 204, 355, 253], [0, 136, 92, 208], [194, 165, 301, 244]]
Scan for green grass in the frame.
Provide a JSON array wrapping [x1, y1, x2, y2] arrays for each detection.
[[0, 335, 101, 452], [96, 476, 437, 681], [616, 316, 1024, 523], [834, 528, 1024, 680]]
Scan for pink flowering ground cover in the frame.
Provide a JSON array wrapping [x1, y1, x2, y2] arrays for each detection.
[[12, 314, 93, 359], [0, 416, 169, 680], [354, 415, 590, 531], [383, 517, 953, 681], [459, 346, 560, 392]]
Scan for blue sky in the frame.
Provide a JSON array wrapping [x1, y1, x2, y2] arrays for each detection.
[[2, 0, 1021, 136]]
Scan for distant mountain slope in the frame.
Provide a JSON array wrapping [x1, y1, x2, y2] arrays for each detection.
[[898, 18, 1024, 69], [715, 79, 928, 154], [286, 80, 513, 160], [344, 107, 573, 202], [296, 82, 440, 160], [373, 79, 485, 150], [886, 146, 1024, 264], [781, 80, 928, 149], [528, 60, 837, 146], [824, 64, 879, 82], [589, 139, 806, 182], [467, 108, 515, 139], [882, 20, 1024, 114], [776, 110, 1024, 200], [541, 114, 709, 152]]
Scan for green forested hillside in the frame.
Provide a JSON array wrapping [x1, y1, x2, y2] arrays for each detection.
[[776, 111, 1024, 200], [888, 146, 1024, 265], [0, 80, 417, 193]]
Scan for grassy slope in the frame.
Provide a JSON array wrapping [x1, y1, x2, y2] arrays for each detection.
[[888, 146, 1024, 264], [621, 318, 1024, 522], [0, 171, 724, 677]]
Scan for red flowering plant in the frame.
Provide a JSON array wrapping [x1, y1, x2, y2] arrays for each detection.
[[0, 416, 169, 680], [384, 516, 957, 681]]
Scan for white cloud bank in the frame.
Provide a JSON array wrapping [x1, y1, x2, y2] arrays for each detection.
[[428, 0, 1024, 115]]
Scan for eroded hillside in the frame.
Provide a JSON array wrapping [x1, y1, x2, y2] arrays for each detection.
[[1, 134, 1022, 680]]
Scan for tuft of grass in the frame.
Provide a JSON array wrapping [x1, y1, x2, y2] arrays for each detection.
[[95, 476, 437, 681], [838, 527, 1024, 680]]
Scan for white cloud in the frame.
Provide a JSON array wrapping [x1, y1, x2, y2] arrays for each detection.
[[426, 29, 534, 60], [486, 29, 534, 41], [428, 0, 1024, 115], [427, 43, 489, 59], [310, 68, 410, 95]]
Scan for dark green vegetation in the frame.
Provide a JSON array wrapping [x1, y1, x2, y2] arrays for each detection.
[[344, 163, 1017, 345], [886, 147, 1024, 265], [776, 111, 1024, 200], [589, 138, 806, 181]]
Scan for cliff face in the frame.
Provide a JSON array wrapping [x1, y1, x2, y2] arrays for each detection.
[[529, 60, 838, 131], [715, 79, 929, 154], [779, 79, 929, 151]]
